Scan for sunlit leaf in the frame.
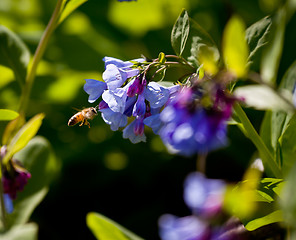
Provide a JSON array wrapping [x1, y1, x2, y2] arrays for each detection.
[[9, 136, 60, 226], [171, 9, 190, 56], [58, 0, 88, 25], [222, 15, 249, 78], [245, 16, 272, 71], [0, 223, 38, 240], [87, 212, 144, 240], [261, 8, 285, 84], [234, 85, 294, 112], [2, 115, 25, 146], [0, 25, 30, 86], [231, 178, 284, 231], [0, 109, 19, 121], [2, 113, 45, 165], [245, 210, 283, 231]]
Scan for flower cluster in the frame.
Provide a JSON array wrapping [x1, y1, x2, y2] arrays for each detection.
[[158, 172, 227, 240], [84, 57, 180, 143], [83, 55, 237, 156]]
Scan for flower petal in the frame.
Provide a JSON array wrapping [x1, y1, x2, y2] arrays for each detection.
[[84, 79, 107, 103]]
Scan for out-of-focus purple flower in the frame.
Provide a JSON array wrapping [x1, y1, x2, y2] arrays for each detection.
[[184, 172, 226, 217], [159, 86, 234, 156], [84, 79, 107, 103], [158, 214, 209, 240], [3, 166, 31, 200], [3, 193, 13, 214]]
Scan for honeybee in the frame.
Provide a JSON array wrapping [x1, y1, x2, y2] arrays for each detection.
[[68, 107, 98, 128]]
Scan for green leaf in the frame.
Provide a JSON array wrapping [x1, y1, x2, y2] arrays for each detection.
[[245, 16, 272, 71], [0, 25, 30, 86], [222, 15, 249, 78], [0, 223, 38, 240], [2, 113, 45, 165], [8, 136, 60, 226], [58, 0, 88, 25], [87, 212, 144, 240], [244, 210, 283, 231], [0, 109, 19, 121], [185, 18, 220, 70], [281, 162, 296, 226], [279, 114, 296, 175], [240, 178, 284, 231], [261, 8, 286, 84], [234, 85, 294, 112], [260, 61, 296, 170], [171, 9, 190, 56]]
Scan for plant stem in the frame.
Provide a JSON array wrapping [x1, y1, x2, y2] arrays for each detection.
[[234, 103, 282, 178], [18, 0, 65, 116]]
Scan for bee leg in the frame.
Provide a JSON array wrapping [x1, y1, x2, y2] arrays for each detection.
[[79, 119, 85, 127], [85, 120, 91, 128]]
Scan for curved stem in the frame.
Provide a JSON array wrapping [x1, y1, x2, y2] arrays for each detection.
[[18, 0, 65, 116], [234, 103, 282, 178]]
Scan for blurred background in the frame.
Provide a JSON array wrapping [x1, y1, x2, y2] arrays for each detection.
[[0, 0, 295, 239]]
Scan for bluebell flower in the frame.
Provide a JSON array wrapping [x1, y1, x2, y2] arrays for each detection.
[[123, 117, 146, 143], [184, 172, 226, 217], [100, 108, 128, 131], [143, 113, 162, 134], [158, 214, 209, 240], [84, 79, 107, 103]]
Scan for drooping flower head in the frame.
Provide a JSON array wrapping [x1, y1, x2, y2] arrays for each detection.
[[83, 56, 180, 143]]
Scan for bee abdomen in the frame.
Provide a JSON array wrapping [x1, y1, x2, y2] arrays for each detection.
[[68, 113, 82, 126]]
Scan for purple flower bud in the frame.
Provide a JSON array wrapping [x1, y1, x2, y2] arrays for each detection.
[[134, 117, 145, 136], [98, 100, 109, 110], [3, 167, 31, 200]]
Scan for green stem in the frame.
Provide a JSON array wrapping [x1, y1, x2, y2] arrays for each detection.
[[18, 0, 65, 115], [234, 103, 282, 178]]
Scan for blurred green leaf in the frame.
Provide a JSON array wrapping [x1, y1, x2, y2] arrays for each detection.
[[9, 136, 60, 226], [58, 0, 88, 25], [0, 25, 30, 86], [184, 18, 220, 70], [244, 209, 283, 231], [222, 15, 249, 78], [279, 114, 296, 175], [108, 0, 189, 36], [0, 109, 19, 121], [239, 178, 284, 231], [2, 116, 25, 146], [171, 9, 189, 56], [261, 8, 286, 84], [260, 61, 296, 168], [281, 162, 296, 227], [2, 113, 45, 165], [234, 85, 294, 112], [245, 16, 272, 71], [87, 212, 144, 240], [0, 223, 38, 240]]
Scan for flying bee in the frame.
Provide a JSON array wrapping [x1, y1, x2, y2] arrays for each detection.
[[68, 107, 98, 128]]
